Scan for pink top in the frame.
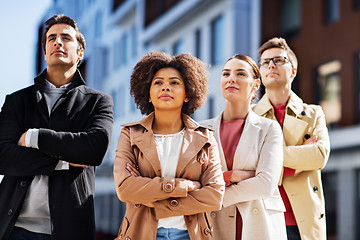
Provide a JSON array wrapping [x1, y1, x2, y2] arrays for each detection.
[[220, 118, 245, 240]]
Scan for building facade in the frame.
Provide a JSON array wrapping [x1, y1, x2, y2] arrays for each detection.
[[37, 0, 261, 237], [260, 0, 360, 239]]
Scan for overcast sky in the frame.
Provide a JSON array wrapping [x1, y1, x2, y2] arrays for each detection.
[[0, 0, 51, 107]]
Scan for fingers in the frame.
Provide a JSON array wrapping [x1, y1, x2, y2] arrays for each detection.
[[126, 163, 140, 177], [69, 163, 89, 169], [303, 136, 318, 145], [17, 132, 27, 147]]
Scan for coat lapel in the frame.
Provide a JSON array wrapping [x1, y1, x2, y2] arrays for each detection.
[[132, 131, 162, 176], [232, 111, 261, 170]]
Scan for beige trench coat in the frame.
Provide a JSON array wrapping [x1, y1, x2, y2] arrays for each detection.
[[113, 112, 225, 240], [253, 91, 331, 240], [201, 110, 287, 240]]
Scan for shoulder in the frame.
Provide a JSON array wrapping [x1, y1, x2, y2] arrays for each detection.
[[77, 86, 111, 99]]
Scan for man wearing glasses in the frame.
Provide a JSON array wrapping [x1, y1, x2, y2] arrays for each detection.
[[253, 37, 330, 240]]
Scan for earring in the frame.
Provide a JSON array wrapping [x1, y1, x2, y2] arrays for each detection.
[[149, 98, 152, 102]]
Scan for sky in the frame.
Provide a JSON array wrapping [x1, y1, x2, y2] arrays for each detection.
[[0, 0, 51, 182], [0, 0, 51, 107]]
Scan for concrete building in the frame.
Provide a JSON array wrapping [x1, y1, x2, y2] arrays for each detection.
[[260, 0, 360, 239], [36, 0, 261, 237]]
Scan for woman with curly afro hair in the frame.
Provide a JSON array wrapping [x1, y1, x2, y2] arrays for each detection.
[[113, 52, 225, 240]]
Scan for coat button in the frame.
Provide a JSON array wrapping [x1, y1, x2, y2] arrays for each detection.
[[319, 213, 324, 219], [8, 209, 13, 215], [170, 199, 179, 207], [204, 227, 211, 235], [301, 111, 306, 116], [252, 208, 259, 215], [164, 183, 173, 192], [210, 211, 216, 218], [313, 186, 318, 192], [20, 181, 27, 187], [304, 134, 311, 140]]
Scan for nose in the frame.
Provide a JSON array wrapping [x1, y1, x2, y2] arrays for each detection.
[[268, 59, 276, 68], [161, 82, 170, 91], [54, 37, 63, 47], [228, 75, 235, 83]]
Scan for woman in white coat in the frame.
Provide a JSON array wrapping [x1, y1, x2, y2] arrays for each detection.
[[201, 54, 287, 240]]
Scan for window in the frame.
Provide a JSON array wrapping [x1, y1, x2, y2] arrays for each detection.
[[281, 0, 301, 39], [322, 172, 338, 239], [113, 0, 126, 12], [208, 97, 215, 119], [113, 39, 121, 69], [356, 51, 360, 123], [210, 15, 224, 65], [95, 11, 103, 39], [122, 33, 128, 65], [316, 60, 341, 128], [356, 0, 360, 11], [172, 40, 183, 55], [111, 90, 118, 118], [324, 0, 339, 25], [131, 25, 138, 58], [130, 96, 137, 113], [195, 29, 201, 59]]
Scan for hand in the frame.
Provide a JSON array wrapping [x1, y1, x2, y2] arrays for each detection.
[[187, 180, 201, 192], [230, 170, 255, 183], [126, 163, 140, 177], [18, 132, 27, 147], [69, 163, 89, 169], [303, 136, 318, 145]]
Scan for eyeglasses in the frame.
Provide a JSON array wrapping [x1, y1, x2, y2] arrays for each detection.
[[258, 56, 292, 68]]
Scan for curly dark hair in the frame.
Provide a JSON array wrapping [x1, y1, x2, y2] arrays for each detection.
[[130, 52, 208, 115]]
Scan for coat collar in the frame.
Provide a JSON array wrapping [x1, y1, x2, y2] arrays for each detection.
[[253, 91, 309, 146], [207, 110, 261, 171], [253, 91, 305, 118], [34, 68, 86, 93], [123, 112, 210, 176]]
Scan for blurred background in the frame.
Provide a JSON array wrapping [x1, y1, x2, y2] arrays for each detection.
[[1, 0, 360, 239]]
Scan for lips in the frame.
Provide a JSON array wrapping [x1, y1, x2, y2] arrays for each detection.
[[225, 85, 239, 91], [267, 72, 278, 77], [52, 50, 65, 55], [159, 94, 173, 100]]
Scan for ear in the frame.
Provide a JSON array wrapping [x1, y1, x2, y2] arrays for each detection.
[[290, 67, 297, 80], [184, 94, 189, 103], [77, 48, 84, 62], [252, 78, 261, 91]]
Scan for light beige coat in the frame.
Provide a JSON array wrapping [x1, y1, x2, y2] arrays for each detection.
[[201, 110, 287, 240], [113, 113, 225, 240], [253, 91, 330, 240]]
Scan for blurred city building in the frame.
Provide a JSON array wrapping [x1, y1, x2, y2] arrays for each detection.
[[260, 1, 360, 240], [34, 0, 360, 239], [36, 0, 261, 238]]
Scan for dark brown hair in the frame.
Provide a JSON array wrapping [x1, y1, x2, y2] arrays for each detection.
[[258, 37, 297, 68], [42, 14, 86, 54], [130, 52, 208, 115]]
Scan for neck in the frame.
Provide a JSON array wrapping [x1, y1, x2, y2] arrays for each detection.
[[266, 87, 291, 106], [152, 111, 184, 134], [46, 65, 77, 88], [223, 100, 249, 121]]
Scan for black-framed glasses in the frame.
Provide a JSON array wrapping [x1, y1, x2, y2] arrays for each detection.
[[258, 56, 292, 68]]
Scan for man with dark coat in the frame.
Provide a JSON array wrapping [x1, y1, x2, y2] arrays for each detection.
[[0, 15, 113, 240]]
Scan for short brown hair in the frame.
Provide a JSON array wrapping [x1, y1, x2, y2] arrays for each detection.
[[258, 37, 298, 68], [42, 14, 86, 53], [226, 54, 260, 101], [130, 52, 208, 115]]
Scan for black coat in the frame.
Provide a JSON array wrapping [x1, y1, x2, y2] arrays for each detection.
[[0, 69, 113, 240]]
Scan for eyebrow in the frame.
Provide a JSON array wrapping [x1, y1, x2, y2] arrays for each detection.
[[47, 33, 73, 40], [154, 76, 181, 80], [222, 68, 247, 72]]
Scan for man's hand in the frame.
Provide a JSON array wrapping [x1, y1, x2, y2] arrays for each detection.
[[303, 135, 318, 145], [69, 163, 88, 169], [230, 170, 255, 183], [18, 132, 27, 147]]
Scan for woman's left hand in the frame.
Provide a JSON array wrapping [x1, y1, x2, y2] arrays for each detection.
[[126, 162, 140, 177]]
